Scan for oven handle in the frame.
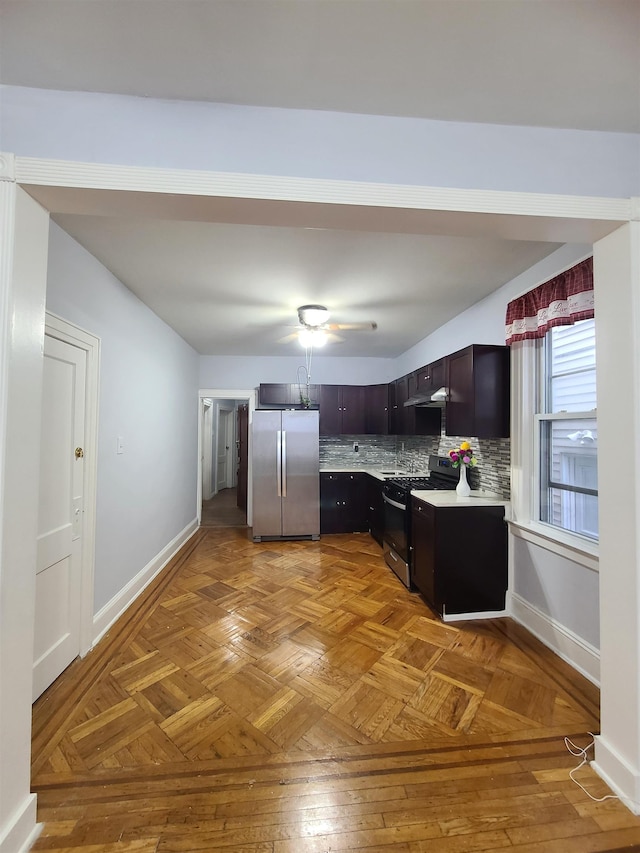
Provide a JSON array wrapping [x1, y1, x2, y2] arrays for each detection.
[[382, 494, 407, 511]]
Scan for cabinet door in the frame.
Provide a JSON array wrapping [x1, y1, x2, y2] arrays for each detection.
[[388, 381, 399, 435], [415, 364, 431, 394], [446, 348, 474, 438], [345, 472, 368, 532], [340, 386, 366, 434], [320, 472, 367, 533], [430, 358, 447, 392], [258, 383, 292, 407], [293, 383, 320, 408], [416, 358, 447, 397], [403, 374, 417, 434], [365, 384, 389, 435], [436, 506, 507, 614], [411, 500, 439, 612], [393, 376, 410, 435], [318, 386, 342, 435], [366, 475, 384, 545], [320, 473, 345, 533], [446, 345, 510, 438]]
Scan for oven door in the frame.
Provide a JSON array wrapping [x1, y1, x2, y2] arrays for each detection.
[[383, 492, 408, 561], [382, 491, 412, 587]]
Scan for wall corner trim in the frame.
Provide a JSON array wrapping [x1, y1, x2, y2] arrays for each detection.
[[0, 153, 16, 182], [593, 738, 640, 815], [511, 592, 600, 686], [92, 519, 199, 645], [0, 793, 39, 853]]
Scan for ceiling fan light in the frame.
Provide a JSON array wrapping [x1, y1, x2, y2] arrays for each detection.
[[298, 304, 330, 326], [299, 328, 327, 348]]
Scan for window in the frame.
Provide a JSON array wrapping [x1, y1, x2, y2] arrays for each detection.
[[537, 318, 598, 540]]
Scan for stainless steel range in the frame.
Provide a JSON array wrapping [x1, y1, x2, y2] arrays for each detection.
[[382, 454, 459, 587]]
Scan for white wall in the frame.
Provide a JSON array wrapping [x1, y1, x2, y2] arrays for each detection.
[[2, 86, 639, 197], [199, 354, 395, 390], [46, 222, 200, 613], [394, 243, 593, 376], [512, 537, 599, 649]]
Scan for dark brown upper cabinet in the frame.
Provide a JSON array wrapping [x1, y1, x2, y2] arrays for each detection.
[[388, 373, 441, 436], [365, 383, 390, 435], [393, 374, 415, 435], [258, 383, 319, 408], [416, 357, 447, 396], [319, 385, 366, 435], [445, 345, 510, 438]]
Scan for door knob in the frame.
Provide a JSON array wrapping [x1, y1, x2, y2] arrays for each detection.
[[75, 447, 84, 459]]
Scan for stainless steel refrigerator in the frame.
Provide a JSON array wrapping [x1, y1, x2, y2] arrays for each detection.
[[251, 409, 320, 541]]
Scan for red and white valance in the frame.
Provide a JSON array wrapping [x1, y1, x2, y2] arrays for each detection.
[[505, 257, 594, 345]]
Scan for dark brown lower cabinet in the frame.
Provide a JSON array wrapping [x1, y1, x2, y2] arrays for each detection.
[[366, 474, 384, 545], [411, 498, 507, 617], [320, 472, 368, 534]]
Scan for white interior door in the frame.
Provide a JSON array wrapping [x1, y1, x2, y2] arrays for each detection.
[[201, 399, 213, 500], [33, 335, 86, 700], [216, 409, 231, 491]]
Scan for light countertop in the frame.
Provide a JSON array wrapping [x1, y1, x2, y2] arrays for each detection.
[[319, 469, 509, 506], [319, 467, 429, 481], [411, 489, 510, 510]]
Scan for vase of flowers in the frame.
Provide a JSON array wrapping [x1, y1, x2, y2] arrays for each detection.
[[448, 441, 477, 498]]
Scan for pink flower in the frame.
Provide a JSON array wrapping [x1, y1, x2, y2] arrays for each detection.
[[450, 451, 459, 461], [462, 455, 470, 464]]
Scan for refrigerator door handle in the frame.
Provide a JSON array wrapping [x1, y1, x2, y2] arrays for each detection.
[[276, 430, 282, 497], [281, 430, 287, 497]]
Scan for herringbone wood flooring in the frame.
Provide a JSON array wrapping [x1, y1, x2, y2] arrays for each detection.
[[31, 529, 640, 851]]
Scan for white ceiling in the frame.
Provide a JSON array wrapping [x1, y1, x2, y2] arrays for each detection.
[[2, 0, 639, 133], [52, 214, 561, 357], [2, 0, 637, 357]]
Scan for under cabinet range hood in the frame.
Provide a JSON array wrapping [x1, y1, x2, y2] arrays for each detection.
[[404, 386, 448, 407]]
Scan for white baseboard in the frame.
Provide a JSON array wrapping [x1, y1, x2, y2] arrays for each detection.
[[593, 736, 640, 815], [92, 519, 198, 645], [443, 608, 508, 623], [510, 593, 600, 686], [0, 794, 39, 853]]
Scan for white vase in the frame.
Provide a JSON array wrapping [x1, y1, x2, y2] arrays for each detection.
[[456, 464, 471, 497]]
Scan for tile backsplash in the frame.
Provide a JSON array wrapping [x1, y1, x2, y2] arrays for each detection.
[[319, 418, 511, 498]]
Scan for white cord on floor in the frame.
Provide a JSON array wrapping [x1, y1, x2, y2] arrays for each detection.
[[564, 733, 619, 803]]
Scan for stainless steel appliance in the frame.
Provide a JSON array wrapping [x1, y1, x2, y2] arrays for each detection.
[[252, 409, 320, 542], [383, 454, 459, 587]]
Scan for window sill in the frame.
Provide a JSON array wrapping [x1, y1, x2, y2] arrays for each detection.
[[507, 519, 599, 572]]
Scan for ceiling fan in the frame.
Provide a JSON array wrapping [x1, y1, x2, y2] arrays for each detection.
[[295, 304, 377, 347]]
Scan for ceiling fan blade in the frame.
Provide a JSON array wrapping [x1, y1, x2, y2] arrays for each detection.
[[277, 332, 300, 344], [326, 321, 378, 331]]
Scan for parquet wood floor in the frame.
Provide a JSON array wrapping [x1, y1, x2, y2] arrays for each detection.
[[31, 529, 640, 851]]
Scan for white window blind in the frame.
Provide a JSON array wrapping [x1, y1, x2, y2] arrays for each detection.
[[538, 318, 598, 541]]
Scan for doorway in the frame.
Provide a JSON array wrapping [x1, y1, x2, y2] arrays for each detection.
[[198, 390, 255, 529], [34, 314, 99, 700]]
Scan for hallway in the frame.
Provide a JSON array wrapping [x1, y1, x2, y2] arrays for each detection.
[[201, 486, 248, 529]]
